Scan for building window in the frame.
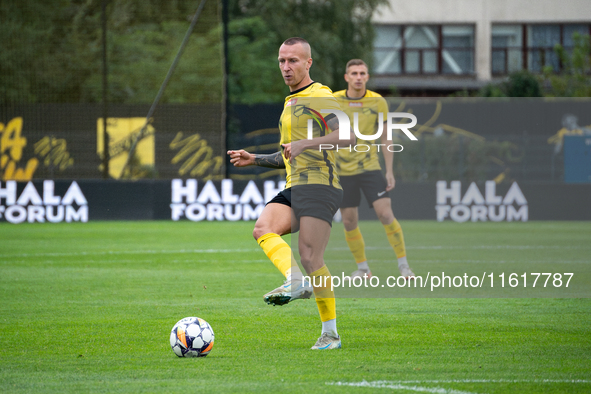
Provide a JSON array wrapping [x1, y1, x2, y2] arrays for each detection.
[[374, 25, 402, 74], [374, 24, 475, 76], [492, 24, 591, 75], [491, 25, 523, 74]]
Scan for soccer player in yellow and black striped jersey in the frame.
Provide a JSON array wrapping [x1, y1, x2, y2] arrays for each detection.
[[334, 59, 416, 280], [227, 37, 354, 350], [279, 84, 342, 189]]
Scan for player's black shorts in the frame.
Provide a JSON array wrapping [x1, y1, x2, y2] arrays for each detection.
[[339, 170, 389, 208], [267, 185, 343, 226]]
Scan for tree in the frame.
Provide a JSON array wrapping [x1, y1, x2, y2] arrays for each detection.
[[478, 33, 591, 98], [479, 70, 542, 97], [0, 0, 222, 104], [1, 0, 389, 105], [226, 15, 284, 103], [542, 32, 591, 97], [227, 0, 389, 104], [0, 0, 97, 103]]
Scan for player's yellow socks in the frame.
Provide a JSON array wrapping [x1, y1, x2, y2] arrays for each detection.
[[344, 226, 367, 263], [383, 219, 406, 258], [257, 233, 293, 278], [309, 265, 336, 322]]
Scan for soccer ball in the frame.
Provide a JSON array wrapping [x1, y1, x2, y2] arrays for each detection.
[[170, 317, 214, 358]]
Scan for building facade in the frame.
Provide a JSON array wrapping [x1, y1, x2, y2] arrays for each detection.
[[371, 0, 591, 95]]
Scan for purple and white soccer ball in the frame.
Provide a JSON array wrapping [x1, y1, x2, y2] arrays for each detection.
[[170, 317, 214, 358]]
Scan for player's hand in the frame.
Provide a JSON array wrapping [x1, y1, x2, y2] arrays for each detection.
[[385, 172, 395, 191], [281, 143, 291, 161], [227, 149, 254, 167], [281, 141, 305, 163]]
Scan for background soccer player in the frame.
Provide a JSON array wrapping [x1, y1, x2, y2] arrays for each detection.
[[227, 37, 354, 350], [334, 59, 415, 280]]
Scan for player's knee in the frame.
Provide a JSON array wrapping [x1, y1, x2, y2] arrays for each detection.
[[252, 225, 265, 241], [342, 216, 356, 230], [298, 243, 313, 264], [299, 250, 313, 268], [377, 211, 395, 224], [341, 212, 358, 230], [299, 242, 323, 265]]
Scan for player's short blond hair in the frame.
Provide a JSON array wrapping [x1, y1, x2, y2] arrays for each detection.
[[282, 37, 311, 58], [283, 37, 309, 46], [345, 59, 368, 73]]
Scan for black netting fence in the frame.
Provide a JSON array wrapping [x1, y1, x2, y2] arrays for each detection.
[[1, 0, 224, 181], [2, 1, 590, 184]]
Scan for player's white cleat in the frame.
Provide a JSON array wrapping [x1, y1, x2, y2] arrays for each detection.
[[399, 264, 415, 279], [351, 269, 372, 278], [263, 277, 313, 306], [311, 332, 342, 350]]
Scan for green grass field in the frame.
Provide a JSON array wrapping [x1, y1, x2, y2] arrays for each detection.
[[1, 220, 590, 393]]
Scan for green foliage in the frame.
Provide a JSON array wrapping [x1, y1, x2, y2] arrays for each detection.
[[87, 21, 223, 104], [478, 84, 506, 98], [0, 0, 97, 103], [393, 134, 522, 182], [542, 33, 591, 97], [0, 0, 222, 104], [479, 70, 542, 98], [1, 0, 387, 105], [227, 0, 389, 104], [505, 70, 543, 97], [227, 16, 284, 103], [479, 33, 591, 98]]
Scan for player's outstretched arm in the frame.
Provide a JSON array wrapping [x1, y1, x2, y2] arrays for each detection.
[[254, 151, 285, 168], [227, 149, 285, 169]]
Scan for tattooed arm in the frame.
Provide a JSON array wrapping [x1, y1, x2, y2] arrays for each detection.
[[253, 151, 285, 168], [227, 149, 285, 169]]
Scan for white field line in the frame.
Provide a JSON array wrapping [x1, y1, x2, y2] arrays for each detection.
[[331, 379, 591, 384], [328, 379, 591, 392], [358, 245, 588, 251], [1, 244, 587, 260], [329, 381, 478, 394]]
